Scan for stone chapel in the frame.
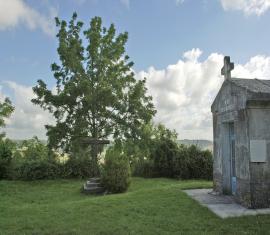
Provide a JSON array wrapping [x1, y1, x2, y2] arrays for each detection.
[[211, 56, 270, 208]]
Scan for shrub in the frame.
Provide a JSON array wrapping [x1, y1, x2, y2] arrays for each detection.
[[132, 159, 156, 178], [21, 137, 50, 161], [101, 148, 131, 193], [0, 139, 14, 179], [151, 138, 179, 178], [150, 139, 213, 180], [7, 137, 60, 180], [17, 160, 59, 180], [185, 146, 213, 180], [172, 146, 189, 179]]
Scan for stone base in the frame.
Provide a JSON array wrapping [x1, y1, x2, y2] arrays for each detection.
[[81, 178, 106, 195]]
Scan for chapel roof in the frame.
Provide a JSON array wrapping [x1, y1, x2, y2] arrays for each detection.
[[230, 78, 270, 94]]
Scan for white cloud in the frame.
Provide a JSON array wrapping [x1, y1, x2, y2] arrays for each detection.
[[120, 0, 130, 8], [183, 48, 203, 62], [1, 81, 54, 140], [2, 50, 270, 140], [220, 0, 270, 16], [176, 0, 185, 6], [0, 0, 57, 36], [137, 49, 270, 140]]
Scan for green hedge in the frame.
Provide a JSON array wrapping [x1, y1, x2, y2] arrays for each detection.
[[134, 140, 213, 180], [132, 159, 156, 178], [16, 160, 59, 180]]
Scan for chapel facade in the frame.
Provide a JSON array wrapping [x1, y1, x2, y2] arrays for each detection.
[[212, 56, 270, 208]]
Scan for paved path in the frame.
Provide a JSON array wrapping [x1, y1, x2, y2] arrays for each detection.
[[184, 189, 270, 218]]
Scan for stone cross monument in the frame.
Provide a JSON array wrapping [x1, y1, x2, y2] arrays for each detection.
[[221, 56, 234, 80], [80, 137, 110, 160], [80, 137, 110, 175], [80, 137, 110, 195]]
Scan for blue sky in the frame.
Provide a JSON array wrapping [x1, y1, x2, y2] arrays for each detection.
[[2, 0, 270, 86], [1, 0, 270, 139]]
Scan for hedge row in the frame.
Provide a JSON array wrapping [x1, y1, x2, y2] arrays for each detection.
[[0, 138, 97, 181], [133, 139, 213, 180]]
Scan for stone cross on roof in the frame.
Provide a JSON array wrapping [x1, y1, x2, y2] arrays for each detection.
[[221, 56, 234, 80]]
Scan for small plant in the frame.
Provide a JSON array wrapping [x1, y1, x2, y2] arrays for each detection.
[[101, 148, 131, 193]]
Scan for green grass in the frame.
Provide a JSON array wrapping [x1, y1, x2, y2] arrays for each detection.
[[0, 178, 270, 235]]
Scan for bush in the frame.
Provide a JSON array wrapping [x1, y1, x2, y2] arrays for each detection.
[[150, 139, 213, 180], [101, 148, 131, 193], [172, 146, 189, 179], [132, 159, 156, 178], [6, 137, 60, 180], [17, 160, 59, 180], [21, 137, 50, 161], [0, 139, 14, 179], [185, 146, 213, 180], [151, 138, 179, 178]]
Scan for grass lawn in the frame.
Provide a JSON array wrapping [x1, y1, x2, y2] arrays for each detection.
[[1, 178, 270, 235]]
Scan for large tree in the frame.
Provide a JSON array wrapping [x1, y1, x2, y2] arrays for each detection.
[[32, 13, 156, 163]]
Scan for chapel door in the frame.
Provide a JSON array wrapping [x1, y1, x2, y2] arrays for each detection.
[[229, 123, 236, 195]]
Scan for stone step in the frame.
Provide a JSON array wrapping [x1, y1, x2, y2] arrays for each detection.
[[85, 182, 100, 188], [83, 184, 105, 194], [87, 177, 101, 183]]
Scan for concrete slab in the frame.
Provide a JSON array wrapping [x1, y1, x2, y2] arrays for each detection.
[[184, 189, 270, 219]]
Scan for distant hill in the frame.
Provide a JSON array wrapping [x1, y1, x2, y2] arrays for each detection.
[[177, 139, 213, 151], [11, 138, 213, 151]]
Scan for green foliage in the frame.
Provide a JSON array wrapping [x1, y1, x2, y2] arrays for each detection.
[[0, 98, 14, 129], [32, 13, 156, 163], [130, 124, 213, 180], [173, 145, 213, 180], [151, 142, 213, 180], [19, 136, 51, 161], [152, 138, 179, 178], [132, 159, 156, 178], [121, 123, 178, 178], [0, 97, 14, 139], [184, 145, 213, 180], [10, 137, 59, 180], [122, 123, 156, 161], [121, 123, 177, 167], [8, 136, 100, 180], [63, 155, 96, 179], [0, 138, 15, 179], [17, 160, 59, 180], [102, 148, 131, 193]]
